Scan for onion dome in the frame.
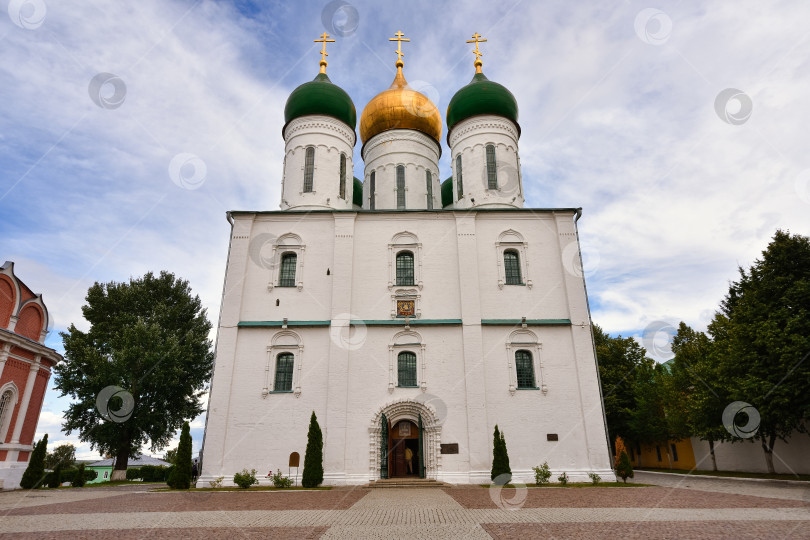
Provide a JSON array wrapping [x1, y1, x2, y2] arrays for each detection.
[[283, 71, 357, 134], [353, 177, 363, 207], [441, 177, 453, 208], [359, 33, 442, 147]]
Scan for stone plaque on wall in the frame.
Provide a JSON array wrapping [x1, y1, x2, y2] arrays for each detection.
[[440, 443, 459, 454]]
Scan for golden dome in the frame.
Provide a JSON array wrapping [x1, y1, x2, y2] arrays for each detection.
[[359, 64, 442, 146]]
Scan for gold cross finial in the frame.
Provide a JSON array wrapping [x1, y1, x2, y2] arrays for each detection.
[[466, 33, 488, 73], [389, 30, 410, 67], [314, 32, 335, 73]]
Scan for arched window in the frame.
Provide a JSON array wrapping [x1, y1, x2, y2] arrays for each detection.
[[303, 146, 315, 192], [396, 251, 414, 286], [279, 253, 297, 287], [515, 350, 535, 388], [369, 171, 376, 210], [425, 170, 433, 210], [455, 154, 464, 198], [396, 165, 406, 209], [504, 249, 522, 285], [397, 351, 417, 387], [339, 153, 347, 199], [486, 144, 497, 189], [0, 389, 13, 435], [274, 353, 294, 391]]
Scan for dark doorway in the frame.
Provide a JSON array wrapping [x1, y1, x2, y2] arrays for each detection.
[[389, 420, 420, 478]]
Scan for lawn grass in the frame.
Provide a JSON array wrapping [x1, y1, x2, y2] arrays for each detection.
[[637, 467, 810, 482], [480, 482, 654, 488], [151, 485, 333, 492]]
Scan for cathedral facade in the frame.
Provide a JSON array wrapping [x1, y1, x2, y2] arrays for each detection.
[[199, 33, 612, 486]]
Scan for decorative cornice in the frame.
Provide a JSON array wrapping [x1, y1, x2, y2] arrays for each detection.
[[0, 328, 60, 364], [362, 129, 440, 162], [283, 115, 356, 147], [449, 115, 519, 148]]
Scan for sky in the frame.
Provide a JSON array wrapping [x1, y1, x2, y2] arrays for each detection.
[[1, 0, 808, 460]]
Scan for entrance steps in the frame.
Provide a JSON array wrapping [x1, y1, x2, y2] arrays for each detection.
[[365, 478, 449, 489]]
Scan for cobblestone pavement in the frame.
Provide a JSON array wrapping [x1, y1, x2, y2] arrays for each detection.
[[0, 482, 808, 539], [631, 470, 810, 502]]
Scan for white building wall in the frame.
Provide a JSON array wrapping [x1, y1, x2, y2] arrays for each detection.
[[691, 434, 810, 475], [281, 115, 355, 210], [361, 129, 441, 210], [449, 115, 524, 209], [199, 209, 612, 486]]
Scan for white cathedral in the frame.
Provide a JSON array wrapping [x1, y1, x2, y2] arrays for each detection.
[[199, 32, 613, 486]]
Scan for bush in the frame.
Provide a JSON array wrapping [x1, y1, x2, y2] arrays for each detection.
[[532, 462, 552, 485], [301, 411, 324, 488], [233, 468, 258, 489], [588, 472, 601, 485], [209, 476, 224, 488], [557, 472, 569, 486], [46, 464, 62, 488], [614, 436, 629, 469], [490, 425, 512, 485], [20, 434, 48, 489], [167, 422, 192, 489], [138, 465, 170, 482], [72, 464, 87, 488], [126, 468, 142, 480], [271, 469, 292, 488], [616, 451, 634, 483]]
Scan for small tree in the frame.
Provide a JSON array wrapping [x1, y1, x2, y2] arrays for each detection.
[[163, 447, 178, 465], [47, 463, 62, 488], [616, 450, 634, 483], [72, 464, 87, 487], [167, 422, 192, 489], [20, 434, 48, 489], [613, 436, 628, 469], [302, 411, 324, 488], [45, 443, 76, 470], [490, 425, 512, 484]]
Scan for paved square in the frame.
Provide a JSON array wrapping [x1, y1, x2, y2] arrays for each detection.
[[0, 473, 807, 538]]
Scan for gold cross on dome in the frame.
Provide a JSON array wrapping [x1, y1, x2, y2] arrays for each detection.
[[466, 32, 487, 71], [389, 31, 410, 66], [314, 32, 335, 72]]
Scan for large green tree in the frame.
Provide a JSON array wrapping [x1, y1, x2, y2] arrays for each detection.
[[45, 443, 76, 470], [711, 230, 810, 473], [54, 271, 214, 480], [593, 324, 652, 450], [301, 411, 324, 488]]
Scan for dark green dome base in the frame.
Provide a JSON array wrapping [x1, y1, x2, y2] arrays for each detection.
[[283, 72, 357, 137], [446, 72, 519, 142]]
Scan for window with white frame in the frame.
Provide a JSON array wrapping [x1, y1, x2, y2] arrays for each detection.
[[0, 385, 17, 442], [486, 144, 497, 189], [303, 146, 315, 193], [388, 232, 423, 291], [496, 229, 531, 289], [266, 233, 305, 291], [388, 330, 426, 392], [264, 331, 304, 397], [505, 329, 545, 395]]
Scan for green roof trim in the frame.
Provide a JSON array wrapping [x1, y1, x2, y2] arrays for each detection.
[[351, 319, 462, 326], [441, 177, 453, 208], [238, 320, 331, 327], [480, 319, 572, 326], [284, 72, 357, 133], [446, 72, 519, 138], [353, 177, 363, 207]]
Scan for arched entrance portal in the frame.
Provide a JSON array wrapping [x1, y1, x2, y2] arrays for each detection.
[[389, 420, 420, 478], [369, 398, 442, 481]]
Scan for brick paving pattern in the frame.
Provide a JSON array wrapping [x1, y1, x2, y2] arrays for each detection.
[[0, 476, 808, 538]]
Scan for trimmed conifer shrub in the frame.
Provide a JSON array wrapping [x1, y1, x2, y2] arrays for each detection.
[[490, 425, 512, 484], [167, 422, 192, 489], [616, 450, 634, 483], [20, 434, 48, 489], [72, 464, 87, 487], [302, 411, 324, 488], [46, 463, 62, 488], [614, 436, 629, 468]]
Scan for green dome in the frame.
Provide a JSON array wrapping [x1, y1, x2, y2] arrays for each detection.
[[441, 177, 453, 208], [352, 177, 363, 207], [446, 72, 519, 139], [284, 72, 357, 134]]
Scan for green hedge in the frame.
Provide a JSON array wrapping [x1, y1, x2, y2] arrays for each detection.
[[44, 467, 96, 486], [124, 465, 172, 482]]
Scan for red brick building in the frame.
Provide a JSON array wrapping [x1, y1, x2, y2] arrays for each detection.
[[0, 261, 61, 489]]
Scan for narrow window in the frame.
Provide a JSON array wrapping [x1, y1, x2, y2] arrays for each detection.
[[504, 250, 522, 285], [0, 390, 12, 433], [671, 443, 679, 462], [369, 171, 376, 210], [303, 147, 315, 192], [104, 471, 109, 479], [339, 153, 347, 199], [396, 165, 406, 209], [274, 353, 294, 391], [656, 446, 662, 462], [426, 170, 433, 210], [455, 154, 464, 198], [486, 144, 497, 189], [396, 251, 414, 286], [515, 350, 535, 388], [279, 253, 297, 287], [397, 351, 417, 387]]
